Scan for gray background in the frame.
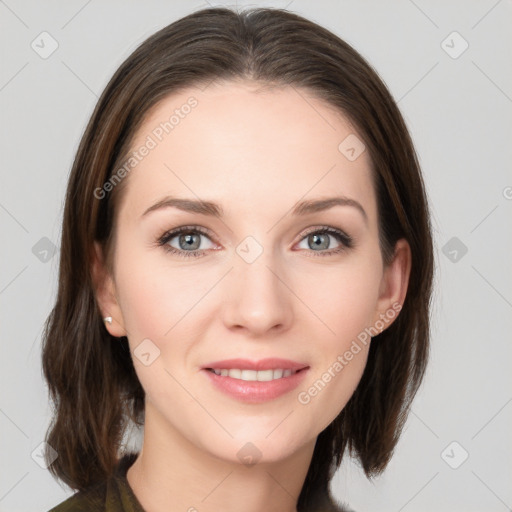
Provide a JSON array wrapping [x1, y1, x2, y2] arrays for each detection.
[[1, 1, 511, 511]]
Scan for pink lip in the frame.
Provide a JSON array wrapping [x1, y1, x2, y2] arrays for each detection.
[[201, 359, 310, 404], [202, 358, 309, 371]]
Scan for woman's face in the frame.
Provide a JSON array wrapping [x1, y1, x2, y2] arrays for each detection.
[[95, 80, 409, 465]]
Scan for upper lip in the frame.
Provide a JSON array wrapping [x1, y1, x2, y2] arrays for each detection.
[[202, 358, 309, 371]]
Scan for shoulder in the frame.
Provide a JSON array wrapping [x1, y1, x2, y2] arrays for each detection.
[[48, 482, 106, 512], [307, 487, 357, 512], [48, 452, 142, 512], [318, 498, 357, 512], [330, 498, 357, 512], [313, 498, 357, 512]]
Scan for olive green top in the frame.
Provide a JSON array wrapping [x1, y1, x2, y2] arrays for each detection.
[[48, 453, 144, 512], [48, 452, 355, 512]]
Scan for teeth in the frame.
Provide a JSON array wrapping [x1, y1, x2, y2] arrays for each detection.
[[210, 368, 298, 381], [273, 369, 283, 379], [256, 369, 273, 381]]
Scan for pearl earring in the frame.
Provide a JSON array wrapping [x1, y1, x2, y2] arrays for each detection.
[[104, 316, 112, 324]]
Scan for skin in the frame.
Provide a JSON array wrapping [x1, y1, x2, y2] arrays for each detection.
[[92, 80, 411, 512]]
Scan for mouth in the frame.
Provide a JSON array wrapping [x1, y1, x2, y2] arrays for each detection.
[[202, 358, 309, 378], [205, 367, 306, 381], [201, 358, 310, 403]]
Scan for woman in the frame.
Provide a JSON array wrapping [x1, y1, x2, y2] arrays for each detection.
[[42, 6, 434, 512]]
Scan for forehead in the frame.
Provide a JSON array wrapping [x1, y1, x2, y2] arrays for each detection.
[[118, 80, 376, 225]]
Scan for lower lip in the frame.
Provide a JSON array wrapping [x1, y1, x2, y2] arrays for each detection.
[[202, 368, 309, 403]]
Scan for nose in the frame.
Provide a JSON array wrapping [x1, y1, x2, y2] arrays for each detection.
[[222, 246, 294, 337]]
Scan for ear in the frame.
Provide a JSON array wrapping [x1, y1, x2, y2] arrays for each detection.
[[372, 238, 411, 332], [91, 241, 127, 337]]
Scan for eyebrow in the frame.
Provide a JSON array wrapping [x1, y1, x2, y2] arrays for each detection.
[[141, 195, 368, 224]]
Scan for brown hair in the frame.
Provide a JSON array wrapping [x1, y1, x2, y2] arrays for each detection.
[[41, 6, 434, 509]]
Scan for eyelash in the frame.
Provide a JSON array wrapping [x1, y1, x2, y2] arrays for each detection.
[[156, 224, 354, 259]]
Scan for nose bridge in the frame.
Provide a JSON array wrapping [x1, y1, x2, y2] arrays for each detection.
[[223, 235, 292, 334]]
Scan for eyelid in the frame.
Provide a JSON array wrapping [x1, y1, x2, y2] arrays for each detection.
[[157, 224, 354, 258], [156, 224, 218, 247], [298, 225, 352, 244]]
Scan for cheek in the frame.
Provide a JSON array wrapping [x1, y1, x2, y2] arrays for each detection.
[[294, 258, 380, 428], [115, 245, 212, 341], [301, 254, 382, 339], [296, 318, 372, 436], [114, 256, 207, 401]]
